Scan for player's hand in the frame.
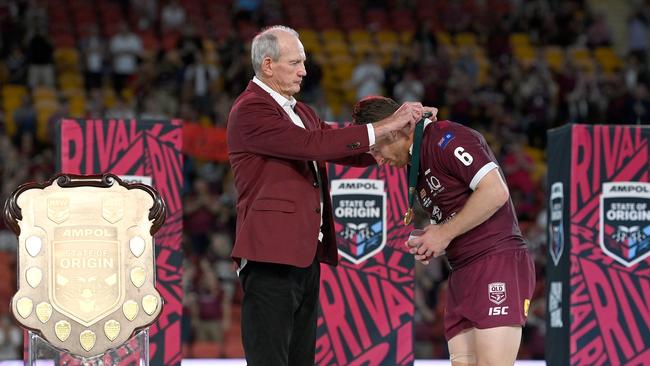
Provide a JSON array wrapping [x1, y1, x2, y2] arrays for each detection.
[[423, 106, 438, 122], [373, 102, 422, 136], [404, 224, 451, 265]]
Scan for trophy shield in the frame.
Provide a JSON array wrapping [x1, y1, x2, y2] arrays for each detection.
[[4, 173, 166, 365]]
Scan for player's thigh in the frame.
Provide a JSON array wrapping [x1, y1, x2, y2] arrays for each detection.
[[474, 326, 522, 366], [448, 328, 477, 366]]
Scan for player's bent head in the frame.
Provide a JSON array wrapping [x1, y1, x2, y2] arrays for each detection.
[[352, 96, 399, 125]]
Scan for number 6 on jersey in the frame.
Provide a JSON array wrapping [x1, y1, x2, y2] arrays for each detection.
[[454, 146, 473, 166]]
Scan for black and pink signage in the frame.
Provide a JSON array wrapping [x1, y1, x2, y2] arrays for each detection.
[[57, 118, 184, 366], [546, 124, 650, 365], [318, 162, 414, 365]]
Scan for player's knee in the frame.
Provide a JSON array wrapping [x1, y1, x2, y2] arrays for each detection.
[[450, 352, 477, 365]]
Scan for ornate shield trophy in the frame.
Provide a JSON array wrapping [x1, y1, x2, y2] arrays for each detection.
[[4, 173, 165, 364]]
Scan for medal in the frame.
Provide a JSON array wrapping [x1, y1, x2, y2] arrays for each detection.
[[403, 208, 414, 225], [404, 116, 427, 226]]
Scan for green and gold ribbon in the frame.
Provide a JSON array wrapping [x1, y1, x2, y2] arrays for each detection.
[[403, 114, 429, 225]]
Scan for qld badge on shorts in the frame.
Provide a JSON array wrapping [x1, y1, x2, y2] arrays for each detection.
[[5, 173, 166, 357]]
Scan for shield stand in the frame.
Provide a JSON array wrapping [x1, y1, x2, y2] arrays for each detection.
[[26, 329, 150, 366]]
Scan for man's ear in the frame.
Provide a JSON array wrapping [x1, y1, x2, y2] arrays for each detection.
[[261, 57, 273, 76]]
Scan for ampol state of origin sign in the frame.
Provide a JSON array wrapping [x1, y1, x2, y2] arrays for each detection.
[[599, 182, 650, 267], [331, 179, 387, 264]]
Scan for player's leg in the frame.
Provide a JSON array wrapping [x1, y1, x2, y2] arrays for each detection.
[[448, 328, 477, 366], [474, 326, 522, 366]]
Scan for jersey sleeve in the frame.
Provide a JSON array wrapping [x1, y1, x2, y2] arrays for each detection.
[[434, 126, 498, 190]]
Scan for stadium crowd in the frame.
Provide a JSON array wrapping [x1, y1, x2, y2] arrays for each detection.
[[0, 0, 648, 360]]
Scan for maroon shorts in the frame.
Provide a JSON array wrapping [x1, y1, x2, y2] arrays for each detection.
[[444, 248, 535, 341]]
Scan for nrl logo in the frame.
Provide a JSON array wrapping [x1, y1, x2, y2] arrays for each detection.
[[600, 182, 650, 267], [331, 179, 386, 264], [47, 197, 70, 224], [102, 195, 124, 223]]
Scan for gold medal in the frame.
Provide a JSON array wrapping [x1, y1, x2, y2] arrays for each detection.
[[403, 208, 414, 225]]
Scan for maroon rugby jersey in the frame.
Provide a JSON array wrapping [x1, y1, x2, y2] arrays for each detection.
[[416, 120, 526, 269]]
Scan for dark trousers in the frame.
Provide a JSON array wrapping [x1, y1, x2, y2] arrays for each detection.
[[239, 260, 320, 366]]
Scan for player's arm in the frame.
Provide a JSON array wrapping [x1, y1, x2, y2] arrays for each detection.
[[441, 167, 509, 239], [408, 168, 509, 262]]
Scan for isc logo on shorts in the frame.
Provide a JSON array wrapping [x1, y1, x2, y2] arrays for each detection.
[[488, 282, 508, 316]]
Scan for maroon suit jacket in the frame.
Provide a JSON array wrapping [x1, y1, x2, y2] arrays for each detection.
[[227, 81, 375, 267]]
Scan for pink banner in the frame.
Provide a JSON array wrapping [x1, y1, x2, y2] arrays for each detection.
[[317, 161, 414, 365], [568, 125, 650, 365], [57, 118, 184, 366]]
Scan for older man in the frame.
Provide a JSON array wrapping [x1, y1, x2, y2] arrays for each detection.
[[226, 26, 436, 365]]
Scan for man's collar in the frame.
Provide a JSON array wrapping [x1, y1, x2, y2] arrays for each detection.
[[252, 76, 297, 109], [408, 118, 434, 155]]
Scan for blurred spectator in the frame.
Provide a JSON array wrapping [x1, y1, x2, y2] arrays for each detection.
[[384, 51, 406, 100], [105, 96, 136, 119], [176, 25, 203, 67], [300, 52, 323, 104], [161, 0, 187, 33], [183, 51, 220, 116], [133, 0, 159, 30], [109, 23, 142, 95], [413, 20, 437, 60], [80, 26, 106, 92], [5, 46, 28, 84], [193, 258, 231, 346], [184, 177, 221, 255], [586, 13, 613, 48], [25, 26, 54, 87], [350, 52, 384, 99], [13, 94, 37, 139], [627, 8, 649, 61], [625, 82, 650, 124], [393, 68, 424, 103]]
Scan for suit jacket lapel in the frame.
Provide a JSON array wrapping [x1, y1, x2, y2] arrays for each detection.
[[294, 104, 315, 131], [246, 81, 294, 124]]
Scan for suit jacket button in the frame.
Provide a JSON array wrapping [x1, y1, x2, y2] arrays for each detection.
[[313, 181, 319, 188], [315, 207, 321, 213]]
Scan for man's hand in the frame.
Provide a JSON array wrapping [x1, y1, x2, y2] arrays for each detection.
[[372, 102, 438, 138], [405, 224, 451, 265]]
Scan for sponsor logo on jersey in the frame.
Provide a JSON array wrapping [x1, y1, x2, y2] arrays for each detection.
[[599, 182, 650, 267], [438, 132, 455, 149], [331, 179, 387, 264]]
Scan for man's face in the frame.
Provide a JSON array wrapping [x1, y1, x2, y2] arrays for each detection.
[[269, 33, 307, 98], [369, 134, 412, 167]]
